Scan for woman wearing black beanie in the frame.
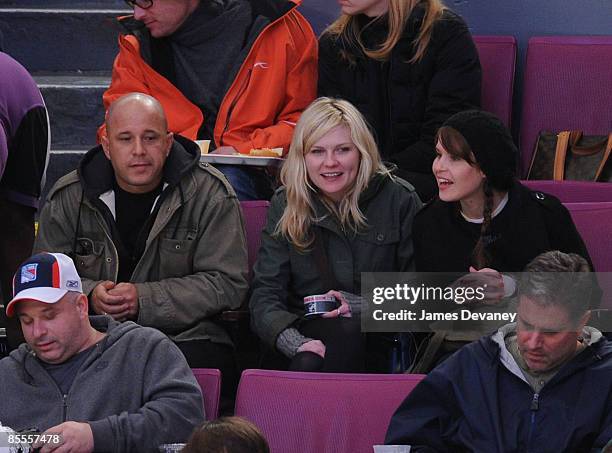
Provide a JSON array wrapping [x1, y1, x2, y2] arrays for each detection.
[[408, 110, 595, 373], [413, 110, 592, 276]]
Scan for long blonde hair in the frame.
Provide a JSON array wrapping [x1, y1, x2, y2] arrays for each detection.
[[324, 0, 446, 63], [278, 97, 390, 250]]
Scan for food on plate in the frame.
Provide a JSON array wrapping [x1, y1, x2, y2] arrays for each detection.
[[249, 147, 283, 157]]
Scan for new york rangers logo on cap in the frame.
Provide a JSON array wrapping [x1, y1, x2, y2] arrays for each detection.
[[21, 263, 38, 284], [6, 253, 83, 318]]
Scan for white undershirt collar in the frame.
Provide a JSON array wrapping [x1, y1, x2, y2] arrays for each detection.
[[460, 193, 509, 224]]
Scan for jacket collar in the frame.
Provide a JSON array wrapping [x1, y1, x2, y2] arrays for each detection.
[[77, 135, 200, 203], [339, 3, 426, 58], [11, 315, 142, 383], [359, 172, 388, 206], [118, 0, 297, 62], [486, 323, 612, 384]]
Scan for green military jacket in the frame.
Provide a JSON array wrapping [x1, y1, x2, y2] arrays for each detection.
[[35, 137, 248, 346], [250, 173, 422, 348]]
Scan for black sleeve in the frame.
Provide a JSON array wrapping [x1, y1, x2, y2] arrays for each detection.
[[413, 210, 427, 272], [389, 14, 481, 174], [397, 188, 423, 272], [0, 106, 49, 201], [543, 201, 593, 268], [540, 198, 602, 308], [318, 33, 343, 97], [385, 368, 459, 452]]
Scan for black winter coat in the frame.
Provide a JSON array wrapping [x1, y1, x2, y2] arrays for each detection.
[[412, 182, 592, 272], [318, 6, 481, 175]]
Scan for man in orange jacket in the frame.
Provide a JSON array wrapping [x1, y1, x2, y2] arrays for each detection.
[[101, 0, 318, 200]]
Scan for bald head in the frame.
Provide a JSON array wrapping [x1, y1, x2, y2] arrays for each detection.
[[101, 92, 173, 194], [106, 93, 167, 134]]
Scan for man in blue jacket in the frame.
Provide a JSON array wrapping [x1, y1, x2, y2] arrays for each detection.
[[386, 251, 612, 452]]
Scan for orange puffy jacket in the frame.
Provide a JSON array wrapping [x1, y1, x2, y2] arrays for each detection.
[[98, 0, 317, 155]]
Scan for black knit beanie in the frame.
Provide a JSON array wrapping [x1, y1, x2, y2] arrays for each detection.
[[441, 110, 517, 190]]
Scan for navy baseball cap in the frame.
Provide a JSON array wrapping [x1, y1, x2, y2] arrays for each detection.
[[6, 252, 83, 317]]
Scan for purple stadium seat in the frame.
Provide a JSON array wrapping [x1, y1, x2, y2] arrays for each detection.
[[234, 369, 425, 453], [522, 180, 612, 203], [564, 202, 612, 308], [519, 36, 612, 176], [473, 35, 517, 128], [240, 200, 270, 279], [192, 368, 221, 420]]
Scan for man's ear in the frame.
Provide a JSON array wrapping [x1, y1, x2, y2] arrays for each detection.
[[577, 310, 591, 331], [101, 134, 111, 160], [76, 294, 90, 319]]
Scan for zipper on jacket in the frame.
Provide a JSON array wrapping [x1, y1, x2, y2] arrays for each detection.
[[216, 4, 294, 145], [62, 394, 68, 422], [220, 68, 252, 145], [131, 189, 185, 280], [526, 393, 539, 451], [95, 210, 120, 282]]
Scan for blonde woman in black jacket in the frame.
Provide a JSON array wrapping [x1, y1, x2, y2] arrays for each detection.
[[318, 0, 481, 201], [249, 97, 422, 372]]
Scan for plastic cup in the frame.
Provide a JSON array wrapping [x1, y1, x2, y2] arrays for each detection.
[[373, 446, 411, 453], [158, 443, 186, 453]]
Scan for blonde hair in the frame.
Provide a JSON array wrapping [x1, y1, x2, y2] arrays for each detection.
[[324, 0, 446, 63], [278, 97, 390, 250]]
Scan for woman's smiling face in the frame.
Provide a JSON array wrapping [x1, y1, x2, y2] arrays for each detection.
[[305, 125, 361, 202]]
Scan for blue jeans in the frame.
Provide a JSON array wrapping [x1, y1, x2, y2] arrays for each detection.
[[215, 165, 274, 201]]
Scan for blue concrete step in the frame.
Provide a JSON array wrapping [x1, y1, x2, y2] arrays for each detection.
[[43, 151, 87, 203], [1, 1, 336, 73], [300, 3, 338, 34], [0, 5, 129, 72], [35, 73, 109, 150]]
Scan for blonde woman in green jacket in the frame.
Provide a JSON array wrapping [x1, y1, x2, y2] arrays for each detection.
[[250, 97, 422, 372]]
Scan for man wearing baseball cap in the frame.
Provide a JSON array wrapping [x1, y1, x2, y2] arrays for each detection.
[[0, 252, 204, 452]]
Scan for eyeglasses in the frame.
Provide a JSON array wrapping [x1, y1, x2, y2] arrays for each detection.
[[125, 0, 153, 9]]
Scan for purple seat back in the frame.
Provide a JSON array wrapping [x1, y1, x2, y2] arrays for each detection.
[[473, 35, 517, 127], [240, 200, 270, 279], [522, 180, 612, 203], [192, 368, 221, 420], [234, 369, 425, 453], [564, 202, 612, 308], [519, 36, 612, 176]]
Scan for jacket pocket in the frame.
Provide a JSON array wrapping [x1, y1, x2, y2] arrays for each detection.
[[357, 227, 400, 246], [158, 237, 194, 278], [74, 238, 106, 279], [354, 227, 401, 271]]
